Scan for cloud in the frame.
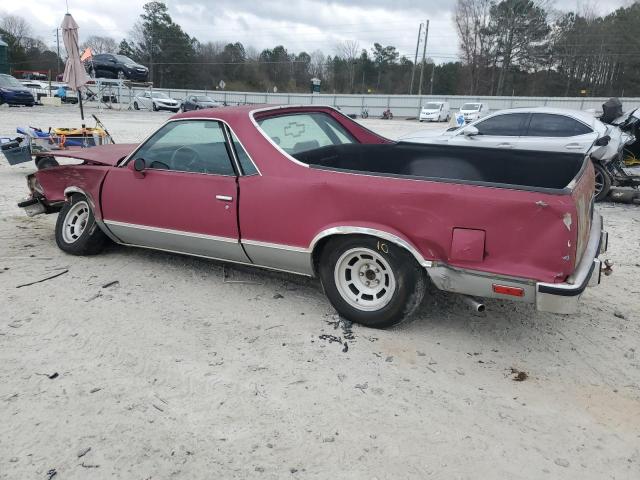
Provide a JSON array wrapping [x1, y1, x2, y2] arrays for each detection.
[[1, 0, 629, 63]]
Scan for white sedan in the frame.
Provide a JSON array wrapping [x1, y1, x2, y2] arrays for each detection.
[[133, 91, 180, 112], [401, 107, 630, 200]]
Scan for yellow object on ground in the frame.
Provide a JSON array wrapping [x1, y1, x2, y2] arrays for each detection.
[[52, 127, 107, 137]]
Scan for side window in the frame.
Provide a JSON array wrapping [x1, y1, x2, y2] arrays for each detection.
[[132, 120, 235, 175], [230, 131, 258, 175], [527, 114, 592, 137], [474, 113, 529, 136], [258, 113, 356, 154]]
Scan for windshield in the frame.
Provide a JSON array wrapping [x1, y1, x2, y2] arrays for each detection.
[[0, 75, 23, 88], [114, 55, 136, 64], [195, 96, 214, 102], [424, 103, 441, 110], [461, 103, 481, 111], [152, 92, 169, 99]]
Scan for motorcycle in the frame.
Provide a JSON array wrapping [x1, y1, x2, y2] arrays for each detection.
[[381, 108, 393, 120]]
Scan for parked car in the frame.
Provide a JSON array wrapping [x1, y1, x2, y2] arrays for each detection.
[[86, 54, 149, 81], [49, 84, 78, 104], [133, 91, 180, 112], [20, 80, 49, 103], [181, 95, 221, 112], [17, 105, 608, 328], [419, 102, 450, 122], [0, 74, 35, 106], [402, 107, 630, 201], [459, 102, 489, 122]]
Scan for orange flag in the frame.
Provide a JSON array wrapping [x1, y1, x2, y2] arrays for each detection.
[[80, 48, 92, 62]]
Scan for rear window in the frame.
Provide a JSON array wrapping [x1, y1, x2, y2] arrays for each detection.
[[528, 114, 592, 137], [257, 113, 356, 154]]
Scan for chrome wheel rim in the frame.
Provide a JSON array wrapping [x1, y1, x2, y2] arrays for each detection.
[[334, 248, 396, 311], [594, 169, 604, 196], [62, 201, 89, 244]]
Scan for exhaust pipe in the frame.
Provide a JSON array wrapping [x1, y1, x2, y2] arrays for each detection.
[[461, 295, 485, 313]]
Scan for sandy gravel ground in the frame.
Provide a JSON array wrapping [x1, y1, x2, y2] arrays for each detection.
[[1, 104, 639, 480]]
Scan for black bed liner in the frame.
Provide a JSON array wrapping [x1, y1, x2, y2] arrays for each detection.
[[294, 142, 587, 194]]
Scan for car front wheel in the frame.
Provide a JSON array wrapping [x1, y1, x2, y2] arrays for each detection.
[[318, 235, 427, 328], [133, 101, 139, 110], [55, 194, 108, 255]]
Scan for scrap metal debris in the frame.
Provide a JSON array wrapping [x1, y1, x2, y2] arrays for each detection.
[[36, 372, 58, 380], [318, 334, 342, 344], [16, 269, 68, 288], [354, 382, 368, 393], [510, 368, 528, 382], [77, 447, 91, 458], [46, 469, 57, 480], [327, 316, 354, 340], [102, 280, 119, 289]]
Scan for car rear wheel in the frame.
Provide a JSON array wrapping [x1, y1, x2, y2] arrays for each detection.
[[318, 235, 427, 329], [152, 102, 158, 111], [55, 194, 108, 255], [594, 163, 612, 201]]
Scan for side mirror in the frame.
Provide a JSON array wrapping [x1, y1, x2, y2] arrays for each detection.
[[463, 126, 479, 137], [134, 157, 146, 171], [595, 135, 610, 146], [132, 157, 146, 178]]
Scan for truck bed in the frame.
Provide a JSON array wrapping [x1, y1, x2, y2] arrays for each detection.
[[294, 143, 586, 192]]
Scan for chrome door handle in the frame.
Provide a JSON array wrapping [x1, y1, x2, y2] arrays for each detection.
[[566, 144, 583, 150], [216, 195, 233, 202], [497, 143, 513, 148]]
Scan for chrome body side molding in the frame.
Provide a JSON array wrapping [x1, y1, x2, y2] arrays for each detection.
[[427, 264, 536, 303], [309, 226, 433, 269], [104, 220, 251, 264], [242, 239, 313, 276]]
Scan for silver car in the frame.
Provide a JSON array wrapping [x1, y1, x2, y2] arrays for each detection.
[[133, 91, 180, 112], [402, 107, 631, 200]]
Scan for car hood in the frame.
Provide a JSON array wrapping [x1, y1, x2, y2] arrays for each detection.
[[35, 143, 138, 166], [1, 86, 33, 95]]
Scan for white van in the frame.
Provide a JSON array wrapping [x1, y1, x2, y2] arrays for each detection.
[[459, 102, 489, 122], [419, 102, 451, 122]]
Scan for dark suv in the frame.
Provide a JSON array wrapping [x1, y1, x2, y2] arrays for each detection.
[[85, 54, 149, 81]]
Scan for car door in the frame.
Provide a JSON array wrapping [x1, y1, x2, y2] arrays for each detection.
[[517, 113, 597, 153], [447, 113, 529, 149], [100, 119, 249, 263]]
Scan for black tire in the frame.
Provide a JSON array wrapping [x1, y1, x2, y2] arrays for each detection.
[[594, 163, 612, 202], [35, 156, 59, 170], [133, 101, 139, 110], [55, 194, 108, 256], [152, 102, 158, 112], [318, 235, 427, 329]]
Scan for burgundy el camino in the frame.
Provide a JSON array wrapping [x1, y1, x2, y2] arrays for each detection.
[[18, 105, 609, 328]]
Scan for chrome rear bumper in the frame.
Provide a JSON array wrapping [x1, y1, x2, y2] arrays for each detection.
[[536, 213, 607, 314], [427, 213, 608, 315]]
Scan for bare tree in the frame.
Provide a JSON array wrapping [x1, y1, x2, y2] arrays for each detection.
[[81, 35, 118, 54], [0, 14, 33, 47], [454, 0, 493, 94], [309, 49, 326, 79], [336, 40, 359, 92]]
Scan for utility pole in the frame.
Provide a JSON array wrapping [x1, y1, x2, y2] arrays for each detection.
[[417, 20, 429, 97], [429, 62, 435, 95], [56, 28, 61, 77], [409, 22, 423, 95]]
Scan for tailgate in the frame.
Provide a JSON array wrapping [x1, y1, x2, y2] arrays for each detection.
[[571, 160, 595, 266]]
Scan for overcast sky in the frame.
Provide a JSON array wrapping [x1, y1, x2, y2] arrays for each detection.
[[0, 0, 633, 62]]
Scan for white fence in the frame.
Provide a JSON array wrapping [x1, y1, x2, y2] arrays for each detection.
[[86, 82, 640, 117]]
